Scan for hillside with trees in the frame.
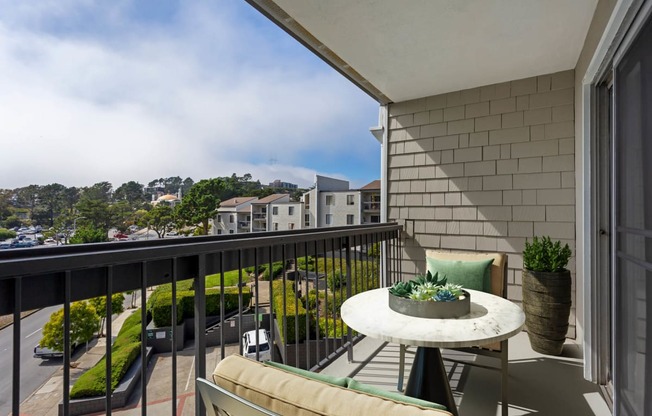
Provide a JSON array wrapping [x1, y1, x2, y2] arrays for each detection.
[[0, 174, 307, 242]]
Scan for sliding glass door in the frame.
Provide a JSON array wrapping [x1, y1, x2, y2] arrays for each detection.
[[613, 12, 652, 415]]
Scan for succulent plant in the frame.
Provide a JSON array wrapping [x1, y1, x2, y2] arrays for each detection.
[[409, 287, 433, 301], [414, 270, 447, 287], [434, 290, 457, 302], [389, 271, 463, 302], [441, 283, 463, 298], [388, 281, 415, 298]]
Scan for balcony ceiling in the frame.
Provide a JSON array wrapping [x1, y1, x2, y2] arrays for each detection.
[[248, 0, 598, 104]]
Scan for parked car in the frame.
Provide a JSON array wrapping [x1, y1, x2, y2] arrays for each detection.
[[242, 329, 271, 361], [33, 343, 78, 359]]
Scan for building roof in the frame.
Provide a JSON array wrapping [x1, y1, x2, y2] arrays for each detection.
[[219, 197, 258, 208], [157, 194, 179, 201], [360, 180, 380, 191], [255, 194, 289, 204]]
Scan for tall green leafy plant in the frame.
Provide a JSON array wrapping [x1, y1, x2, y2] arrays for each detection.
[[523, 236, 572, 272]]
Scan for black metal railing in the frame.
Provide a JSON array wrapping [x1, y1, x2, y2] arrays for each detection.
[[0, 223, 401, 416]]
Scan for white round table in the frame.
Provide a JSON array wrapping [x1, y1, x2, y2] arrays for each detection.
[[341, 288, 525, 415]]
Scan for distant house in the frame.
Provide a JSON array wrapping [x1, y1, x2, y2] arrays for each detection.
[[268, 179, 298, 189], [214, 197, 257, 235], [265, 194, 304, 232], [302, 175, 381, 228], [151, 189, 182, 208]]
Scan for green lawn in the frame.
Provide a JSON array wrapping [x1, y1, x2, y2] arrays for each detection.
[[205, 269, 246, 288]]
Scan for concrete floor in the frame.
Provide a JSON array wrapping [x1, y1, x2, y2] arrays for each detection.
[[321, 332, 612, 416]]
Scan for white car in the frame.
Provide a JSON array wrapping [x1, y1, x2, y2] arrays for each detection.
[[242, 329, 271, 361]]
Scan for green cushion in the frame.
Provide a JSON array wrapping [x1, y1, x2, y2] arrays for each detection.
[[347, 379, 448, 411], [263, 360, 350, 387], [426, 257, 494, 292]]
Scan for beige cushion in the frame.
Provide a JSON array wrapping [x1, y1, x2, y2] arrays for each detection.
[[213, 355, 452, 416], [425, 250, 507, 351]]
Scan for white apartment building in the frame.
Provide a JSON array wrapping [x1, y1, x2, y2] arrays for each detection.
[[214, 197, 257, 235], [251, 194, 305, 232], [302, 175, 381, 228]]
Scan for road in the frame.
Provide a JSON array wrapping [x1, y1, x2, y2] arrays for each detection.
[[0, 305, 61, 416]]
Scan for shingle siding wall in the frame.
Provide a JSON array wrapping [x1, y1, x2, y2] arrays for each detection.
[[387, 70, 576, 337]]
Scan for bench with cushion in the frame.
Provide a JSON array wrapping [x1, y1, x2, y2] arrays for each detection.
[[197, 354, 452, 416]]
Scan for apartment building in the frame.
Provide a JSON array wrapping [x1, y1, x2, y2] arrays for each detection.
[[302, 175, 381, 228], [214, 197, 256, 235]]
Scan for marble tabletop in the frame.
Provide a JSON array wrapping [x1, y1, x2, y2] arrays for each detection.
[[341, 288, 525, 348]]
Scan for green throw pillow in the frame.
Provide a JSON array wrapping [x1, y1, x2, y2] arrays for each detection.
[[426, 257, 494, 292], [347, 379, 448, 411], [263, 360, 350, 387]]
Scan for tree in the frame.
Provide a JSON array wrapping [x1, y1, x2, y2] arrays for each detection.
[[39, 183, 67, 227], [181, 177, 194, 195], [75, 197, 112, 230], [139, 203, 175, 238], [63, 187, 80, 215], [176, 178, 225, 235], [89, 293, 125, 336], [114, 181, 146, 208], [81, 181, 113, 203], [15, 185, 40, 220], [69, 225, 108, 244], [40, 301, 99, 353]]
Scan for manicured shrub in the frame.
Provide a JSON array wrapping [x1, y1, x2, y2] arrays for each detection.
[[0, 228, 16, 240], [317, 317, 348, 338], [70, 309, 145, 399], [272, 280, 308, 345], [150, 287, 251, 327], [70, 341, 141, 398]]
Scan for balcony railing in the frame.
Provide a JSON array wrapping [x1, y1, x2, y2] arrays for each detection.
[[0, 223, 401, 416], [363, 202, 381, 211], [252, 213, 266, 220]]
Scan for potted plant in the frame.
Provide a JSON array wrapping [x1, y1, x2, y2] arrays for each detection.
[[522, 236, 573, 355], [388, 271, 470, 318]]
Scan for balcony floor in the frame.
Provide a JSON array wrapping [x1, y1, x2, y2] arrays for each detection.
[[321, 332, 612, 416]]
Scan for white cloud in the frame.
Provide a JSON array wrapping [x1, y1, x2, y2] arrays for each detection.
[[0, 1, 379, 190]]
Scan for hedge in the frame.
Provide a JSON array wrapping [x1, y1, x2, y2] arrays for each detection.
[[272, 280, 308, 345], [70, 309, 143, 398], [150, 287, 252, 327], [261, 262, 284, 281]]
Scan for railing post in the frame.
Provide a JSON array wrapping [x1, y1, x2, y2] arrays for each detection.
[[194, 254, 207, 416], [63, 270, 71, 416], [106, 266, 113, 416], [12, 277, 21, 416], [345, 236, 353, 363]]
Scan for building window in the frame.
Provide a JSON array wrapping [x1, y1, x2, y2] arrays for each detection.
[[347, 195, 354, 205], [217, 230, 222, 235], [347, 214, 354, 225], [288, 206, 294, 215], [273, 222, 279, 231], [272, 206, 278, 215], [246, 215, 251, 221], [371, 215, 380, 223], [304, 214, 310, 226], [326, 195, 334, 205], [229, 230, 234, 234], [229, 215, 234, 223], [288, 223, 294, 230], [325, 214, 332, 225], [217, 214, 222, 223]]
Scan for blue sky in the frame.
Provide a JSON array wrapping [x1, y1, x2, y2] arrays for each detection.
[[0, 1, 381, 189]]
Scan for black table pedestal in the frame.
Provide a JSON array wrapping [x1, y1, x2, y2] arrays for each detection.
[[404, 347, 458, 416]]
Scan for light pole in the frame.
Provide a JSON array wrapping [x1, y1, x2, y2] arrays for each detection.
[[72, 216, 86, 235]]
